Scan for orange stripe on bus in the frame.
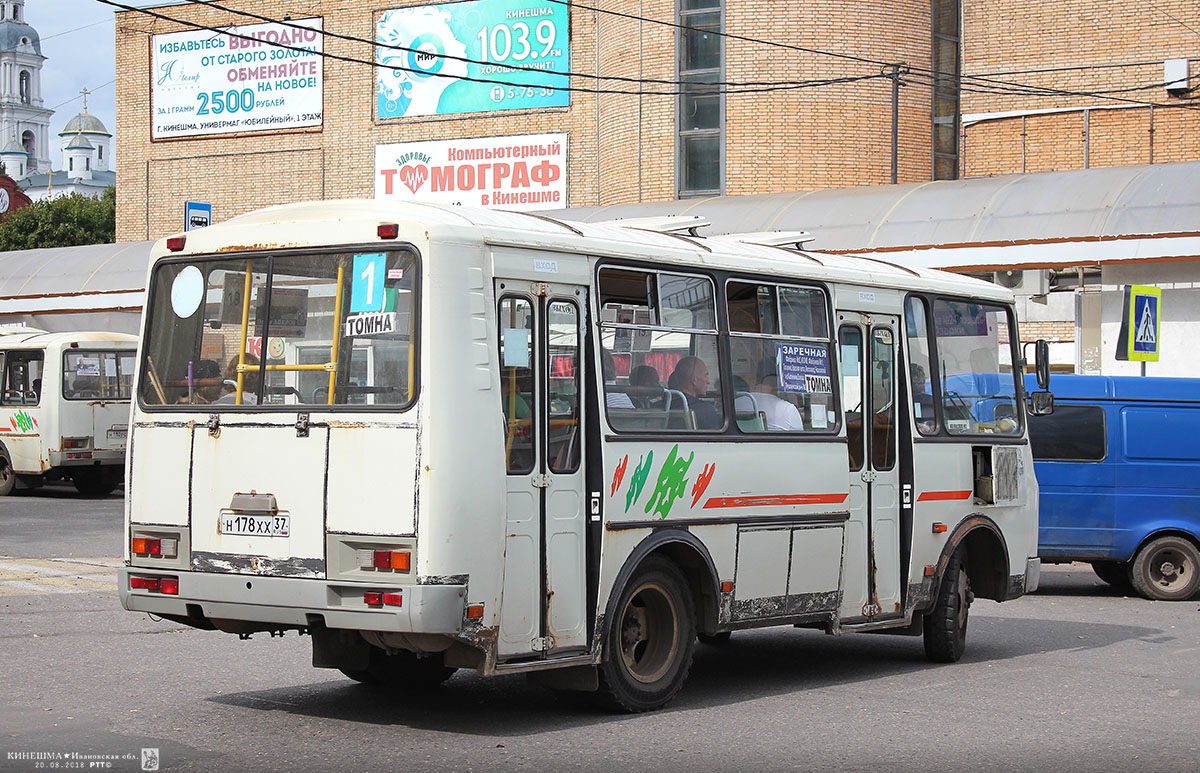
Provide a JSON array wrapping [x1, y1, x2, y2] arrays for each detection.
[[917, 490, 973, 502], [703, 493, 848, 509]]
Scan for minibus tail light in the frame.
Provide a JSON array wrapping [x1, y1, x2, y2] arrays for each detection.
[[159, 577, 179, 595], [131, 537, 160, 556], [166, 236, 186, 252], [130, 576, 159, 590], [62, 436, 91, 450], [377, 223, 398, 239], [363, 592, 383, 607]]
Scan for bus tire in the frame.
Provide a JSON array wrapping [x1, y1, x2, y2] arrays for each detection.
[[1090, 560, 1131, 589], [697, 631, 732, 645], [0, 460, 15, 496], [923, 550, 971, 663], [73, 469, 118, 497], [340, 646, 456, 688], [598, 556, 696, 712], [1130, 536, 1200, 601]]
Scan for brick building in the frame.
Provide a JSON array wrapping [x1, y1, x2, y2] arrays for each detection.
[[114, 1, 1198, 242]]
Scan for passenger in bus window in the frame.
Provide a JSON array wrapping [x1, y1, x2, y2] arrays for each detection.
[[669, 356, 721, 429], [214, 354, 260, 404], [735, 359, 804, 431], [910, 363, 936, 433], [628, 364, 662, 407], [602, 350, 634, 409]]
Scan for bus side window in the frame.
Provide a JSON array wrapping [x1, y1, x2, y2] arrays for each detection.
[[839, 327, 864, 471]]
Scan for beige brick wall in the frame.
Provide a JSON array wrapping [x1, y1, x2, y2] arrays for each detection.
[[116, 0, 940, 241], [962, 0, 1200, 176]]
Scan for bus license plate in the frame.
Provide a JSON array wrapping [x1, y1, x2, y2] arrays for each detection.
[[219, 514, 290, 537]]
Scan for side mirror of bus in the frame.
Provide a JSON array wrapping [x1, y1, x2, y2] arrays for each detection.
[[1035, 339, 1051, 390], [1027, 390, 1054, 416]]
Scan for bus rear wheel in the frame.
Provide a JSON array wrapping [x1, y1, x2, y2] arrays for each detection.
[[923, 550, 972, 663], [340, 646, 456, 688], [1090, 560, 1131, 589], [598, 557, 696, 712], [1130, 537, 1200, 601], [73, 469, 118, 497]]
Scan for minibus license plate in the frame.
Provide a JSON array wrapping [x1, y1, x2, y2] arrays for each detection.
[[220, 514, 290, 537]]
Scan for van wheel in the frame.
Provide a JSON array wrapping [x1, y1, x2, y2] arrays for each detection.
[[73, 469, 118, 497], [1090, 560, 1131, 589], [598, 557, 696, 712], [923, 550, 972, 663], [1130, 537, 1200, 601], [0, 461, 15, 496], [340, 646, 456, 688]]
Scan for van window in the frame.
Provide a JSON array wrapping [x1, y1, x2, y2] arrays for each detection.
[[1028, 405, 1106, 461]]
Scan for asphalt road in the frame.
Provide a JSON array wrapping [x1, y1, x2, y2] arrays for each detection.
[[2, 491, 1198, 772]]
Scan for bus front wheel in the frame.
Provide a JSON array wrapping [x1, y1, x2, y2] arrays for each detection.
[[1130, 536, 1200, 601], [340, 646, 456, 688], [0, 460, 14, 496], [923, 550, 972, 663], [598, 557, 696, 712]]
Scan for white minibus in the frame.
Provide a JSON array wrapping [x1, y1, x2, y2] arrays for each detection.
[[0, 327, 137, 495], [120, 201, 1049, 711]]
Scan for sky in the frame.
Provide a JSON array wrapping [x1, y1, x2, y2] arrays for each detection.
[[26, 0, 154, 169]]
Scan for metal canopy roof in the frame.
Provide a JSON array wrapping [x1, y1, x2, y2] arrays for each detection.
[[551, 161, 1200, 254]]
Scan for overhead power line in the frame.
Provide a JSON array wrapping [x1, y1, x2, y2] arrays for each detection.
[[99, 0, 1200, 110], [100, 0, 897, 96]]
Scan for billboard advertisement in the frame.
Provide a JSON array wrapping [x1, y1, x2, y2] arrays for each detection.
[[375, 1, 570, 119], [374, 132, 567, 211], [151, 19, 324, 139]]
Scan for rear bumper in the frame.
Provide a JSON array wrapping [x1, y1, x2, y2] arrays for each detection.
[[119, 568, 466, 634], [48, 450, 125, 467]]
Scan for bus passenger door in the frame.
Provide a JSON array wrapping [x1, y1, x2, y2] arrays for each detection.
[[496, 283, 588, 659], [838, 315, 903, 620]]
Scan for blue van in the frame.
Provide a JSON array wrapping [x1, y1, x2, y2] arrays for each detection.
[[1025, 374, 1200, 600]]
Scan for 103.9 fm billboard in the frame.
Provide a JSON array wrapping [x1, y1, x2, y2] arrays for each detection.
[[376, 0, 570, 119]]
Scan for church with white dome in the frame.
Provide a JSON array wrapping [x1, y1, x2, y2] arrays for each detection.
[[0, 0, 113, 201]]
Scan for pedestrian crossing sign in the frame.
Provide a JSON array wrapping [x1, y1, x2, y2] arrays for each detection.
[[1115, 284, 1161, 362]]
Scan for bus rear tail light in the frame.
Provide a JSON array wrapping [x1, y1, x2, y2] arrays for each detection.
[[132, 537, 178, 558], [357, 549, 411, 571], [130, 575, 178, 594], [363, 591, 402, 608], [62, 436, 91, 450]]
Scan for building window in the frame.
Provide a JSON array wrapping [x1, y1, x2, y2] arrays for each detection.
[[98, 146, 103, 161], [677, 0, 723, 197], [932, 0, 960, 180], [19, 70, 29, 104], [69, 158, 73, 172], [21, 130, 34, 172], [85, 158, 90, 171]]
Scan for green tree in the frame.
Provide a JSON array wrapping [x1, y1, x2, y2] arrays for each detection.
[[0, 186, 115, 250]]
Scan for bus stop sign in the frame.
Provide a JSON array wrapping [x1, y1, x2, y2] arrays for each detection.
[[185, 201, 212, 231], [1115, 284, 1161, 362]]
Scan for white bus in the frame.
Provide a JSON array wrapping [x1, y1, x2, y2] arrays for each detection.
[[0, 327, 137, 496], [120, 201, 1050, 711]]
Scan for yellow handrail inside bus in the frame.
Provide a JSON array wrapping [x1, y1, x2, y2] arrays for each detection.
[[235, 261, 253, 405], [328, 260, 345, 405]]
